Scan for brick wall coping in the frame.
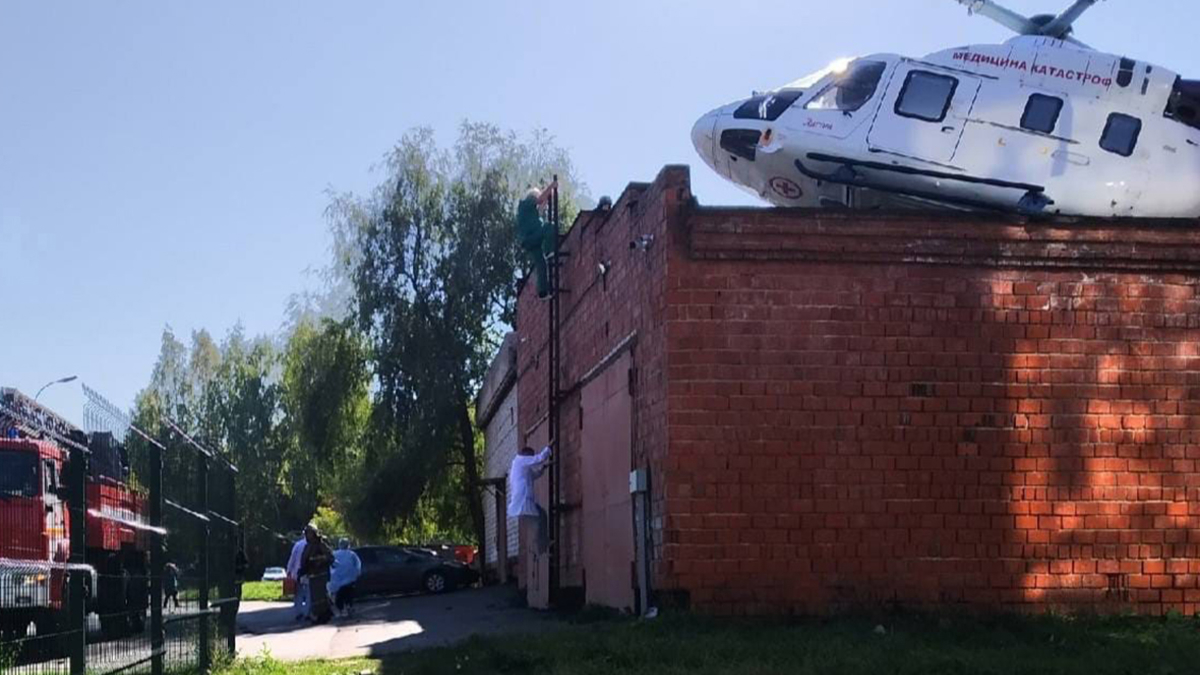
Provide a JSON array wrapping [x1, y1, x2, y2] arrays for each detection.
[[687, 207, 1200, 273]]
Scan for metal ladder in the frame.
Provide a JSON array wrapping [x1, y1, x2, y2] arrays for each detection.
[[545, 176, 564, 606]]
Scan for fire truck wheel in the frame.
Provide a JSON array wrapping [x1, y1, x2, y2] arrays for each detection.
[[98, 554, 131, 639], [121, 553, 148, 635]]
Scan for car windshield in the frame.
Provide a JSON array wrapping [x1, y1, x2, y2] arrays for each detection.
[[0, 450, 39, 498], [804, 61, 888, 112]]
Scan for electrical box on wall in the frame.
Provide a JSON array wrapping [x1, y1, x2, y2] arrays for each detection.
[[629, 468, 648, 494]]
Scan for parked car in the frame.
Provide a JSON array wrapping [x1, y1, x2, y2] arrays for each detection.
[[354, 546, 479, 596], [416, 543, 478, 566], [261, 566, 287, 581]]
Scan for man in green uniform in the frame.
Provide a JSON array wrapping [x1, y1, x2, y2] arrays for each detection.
[[516, 180, 558, 298]]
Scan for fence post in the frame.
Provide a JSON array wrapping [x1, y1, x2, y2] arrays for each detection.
[[67, 443, 87, 675], [225, 466, 237, 655], [197, 453, 211, 673], [150, 437, 164, 675]]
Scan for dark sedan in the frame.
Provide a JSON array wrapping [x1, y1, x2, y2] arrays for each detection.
[[353, 546, 479, 596]]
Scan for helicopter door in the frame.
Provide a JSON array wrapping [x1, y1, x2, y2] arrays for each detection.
[[868, 65, 982, 165]]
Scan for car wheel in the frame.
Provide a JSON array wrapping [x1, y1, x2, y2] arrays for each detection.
[[423, 571, 448, 594]]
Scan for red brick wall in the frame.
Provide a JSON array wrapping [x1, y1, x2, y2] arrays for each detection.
[[515, 167, 688, 592], [664, 208, 1200, 615], [517, 165, 1200, 616]]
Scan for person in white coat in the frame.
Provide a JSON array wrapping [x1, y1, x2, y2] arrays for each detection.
[[285, 534, 308, 621], [326, 539, 362, 618], [507, 443, 553, 553]]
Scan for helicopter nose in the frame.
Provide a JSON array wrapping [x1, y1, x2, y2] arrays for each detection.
[[691, 110, 718, 167]]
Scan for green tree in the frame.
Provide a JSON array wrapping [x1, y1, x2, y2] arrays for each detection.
[[188, 328, 224, 445], [145, 327, 192, 426], [329, 122, 588, 546], [131, 326, 302, 571], [281, 317, 370, 521], [211, 333, 291, 530]]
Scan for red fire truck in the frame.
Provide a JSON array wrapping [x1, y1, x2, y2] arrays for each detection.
[[0, 388, 150, 640]]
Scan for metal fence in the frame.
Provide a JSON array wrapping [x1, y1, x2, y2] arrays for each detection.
[[0, 386, 240, 675]]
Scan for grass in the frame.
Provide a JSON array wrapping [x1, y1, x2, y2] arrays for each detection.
[[241, 581, 287, 602], [0, 644, 13, 672], [218, 651, 376, 675], [214, 610, 1200, 675]]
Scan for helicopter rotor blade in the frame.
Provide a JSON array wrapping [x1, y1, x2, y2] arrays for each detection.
[[951, 0, 1038, 35], [1038, 0, 1105, 38]]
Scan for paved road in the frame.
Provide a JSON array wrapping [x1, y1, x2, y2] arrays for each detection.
[[237, 585, 559, 661]]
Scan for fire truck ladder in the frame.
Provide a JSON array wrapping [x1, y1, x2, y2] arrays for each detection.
[[546, 176, 566, 606]]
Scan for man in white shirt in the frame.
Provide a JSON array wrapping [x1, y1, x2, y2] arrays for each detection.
[[507, 443, 553, 553], [285, 532, 308, 621]]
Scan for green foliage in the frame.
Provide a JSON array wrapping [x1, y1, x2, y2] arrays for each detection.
[[327, 123, 587, 542], [391, 460, 475, 544], [129, 325, 339, 572], [215, 333, 294, 528], [240, 580, 286, 602], [309, 505, 352, 541], [131, 121, 587, 559], [282, 318, 370, 516]]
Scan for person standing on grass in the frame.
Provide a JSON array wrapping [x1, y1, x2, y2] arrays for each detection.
[[327, 539, 362, 619], [299, 524, 334, 622], [286, 531, 308, 621], [507, 443, 553, 553], [163, 562, 180, 609]]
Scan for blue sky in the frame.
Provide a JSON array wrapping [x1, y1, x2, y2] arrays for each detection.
[[2, 0, 1194, 423]]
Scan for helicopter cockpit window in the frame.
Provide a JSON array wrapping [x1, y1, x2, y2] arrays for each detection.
[[1165, 78, 1200, 131], [733, 90, 804, 121], [894, 71, 959, 123], [803, 61, 888, 113], [1100, 113, 1142, 157], [1020, 94, 1064, 134]]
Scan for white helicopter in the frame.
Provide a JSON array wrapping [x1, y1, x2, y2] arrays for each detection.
[[691, 0, 1200, 218]]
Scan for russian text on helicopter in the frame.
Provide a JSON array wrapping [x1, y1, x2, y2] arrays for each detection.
[[691, 0, 1200, 218]]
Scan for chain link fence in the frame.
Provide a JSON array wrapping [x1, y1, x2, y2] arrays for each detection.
[[0, 386, 240, 675]]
